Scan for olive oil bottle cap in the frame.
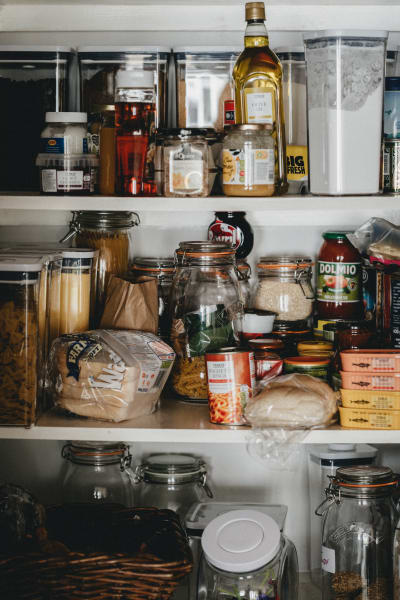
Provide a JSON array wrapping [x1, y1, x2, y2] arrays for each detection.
[[245, 2, 266, 21]]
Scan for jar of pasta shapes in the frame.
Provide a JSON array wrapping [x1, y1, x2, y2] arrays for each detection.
[[163, 129, 209, 197], [170, 241, 243, 403], [0, 256, 42, 426], [254, 256, 314, 331], [61, 211, 139, 326], [222, 124, 275, 196], [129, 257, 175, 339]]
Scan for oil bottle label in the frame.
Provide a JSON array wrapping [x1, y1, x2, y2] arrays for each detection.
[[223, 148, 274, 185], [317, 261, 361, 303], [244, 90, 273, 124], [286, 144, 308, 181]]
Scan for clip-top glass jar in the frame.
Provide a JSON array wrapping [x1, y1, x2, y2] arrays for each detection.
[[316, 465, 398, 600], [61, 442, 136, 506], [136, 453, 213, 519], [128, 257, 175, 339], [200, 509, 298, 600], [61, 211, 139, 325], [254, 256, 314, 330], [170, 241, 243, 403]]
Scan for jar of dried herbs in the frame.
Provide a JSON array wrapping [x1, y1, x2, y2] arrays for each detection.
[[61, 211, 139, 326], [0, 256, 42, 427], [169, 241, 243, 403], [316, 465, 398, 600]]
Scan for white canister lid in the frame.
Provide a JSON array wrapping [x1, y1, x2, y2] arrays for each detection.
[[116, 68, 154, 89], [303, 30, 388, 41], [201, 510, 281, 573], [61, 250, 95, 259], [0, 256, 43, 271], [309, 443, 378, 461], [45, 112, 88, 123]]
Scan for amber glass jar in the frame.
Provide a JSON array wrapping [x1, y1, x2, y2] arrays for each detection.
[[317, 232, 363, 321], [338, 321, 374, 351]]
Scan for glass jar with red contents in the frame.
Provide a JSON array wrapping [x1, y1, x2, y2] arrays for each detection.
[[317, 232, 363, 321], [338, 321, 374, 351]]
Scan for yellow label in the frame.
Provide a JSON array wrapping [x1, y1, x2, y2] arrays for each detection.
[[286, 144, 308, 181], [244, 88, 275, 124]]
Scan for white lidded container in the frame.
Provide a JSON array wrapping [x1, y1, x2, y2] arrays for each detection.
[[200, 509, 298, 600], [304, 30, 388, 195], [41, 112, 88, 155], [308, 443, 378, 587]]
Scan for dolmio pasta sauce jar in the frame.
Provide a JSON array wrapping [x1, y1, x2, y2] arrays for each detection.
[[205, 348, 256, 425]]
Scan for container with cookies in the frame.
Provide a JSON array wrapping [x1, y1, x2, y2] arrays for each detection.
[[0, 256, 43, 427]]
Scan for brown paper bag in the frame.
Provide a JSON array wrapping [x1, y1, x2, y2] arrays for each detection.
[[100, 275, 159, 334]]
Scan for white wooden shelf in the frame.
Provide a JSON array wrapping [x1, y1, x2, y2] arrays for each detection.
[[1, 398, 400, 443]]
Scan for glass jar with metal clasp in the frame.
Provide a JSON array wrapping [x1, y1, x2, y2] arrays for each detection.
[[253, 256, 314, 331], [316, 465, 398, 600], [61, 442, 137, 507], [135, 453, 213, 519]]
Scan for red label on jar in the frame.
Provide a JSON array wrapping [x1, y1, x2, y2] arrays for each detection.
[[224, 100, 235, 126], [208, 218, 243, 249], [205, 350, 255, 425]]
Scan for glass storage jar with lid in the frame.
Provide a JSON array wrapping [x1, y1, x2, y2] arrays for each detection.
[[163, 129, 209, 197], [316, 465, 398, 600], [128, 257, 175, 339], [200, 509, 298, 600], [61, 442, 136, 506], [222, 124, 275, 196], [135, 453, 213, 519], [61, 211, 139, 326], [254, 256, 314, 330], [169, 241, 243, 403]]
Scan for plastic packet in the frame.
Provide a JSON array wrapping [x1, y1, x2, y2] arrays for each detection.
[[245, 373, 339, 429], [49, 329, 175, 422], [348, 217, 400, 262], [246, 428, 307, 469]]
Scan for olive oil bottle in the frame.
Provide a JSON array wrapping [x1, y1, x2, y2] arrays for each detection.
[[233, 1, 287, 194]]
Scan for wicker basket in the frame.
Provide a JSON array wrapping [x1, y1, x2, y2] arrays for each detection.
[[0, 505, 192, 600]]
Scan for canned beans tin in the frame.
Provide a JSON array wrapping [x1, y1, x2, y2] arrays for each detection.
[[205, 348, 255, 425]]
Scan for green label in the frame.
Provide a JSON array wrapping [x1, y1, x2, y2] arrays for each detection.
[[317, 261, 361, 303]]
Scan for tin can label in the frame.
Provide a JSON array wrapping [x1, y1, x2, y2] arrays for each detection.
[[206, 351, 255, 424], [317, 261, 361, 303], [224, 100, 235, 126]]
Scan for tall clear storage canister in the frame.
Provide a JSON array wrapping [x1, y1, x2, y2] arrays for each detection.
[[275, 47, 308, 193], [0, 46, 71, 191], [304, 30, 387, 195], [174, 47, 240, 132], [308, 444, 378, 588]]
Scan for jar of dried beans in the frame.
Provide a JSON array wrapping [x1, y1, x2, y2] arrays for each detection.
[[253, 256, 314, 330]]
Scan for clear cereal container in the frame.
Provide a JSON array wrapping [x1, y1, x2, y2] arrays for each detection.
[[174, 47, 241, 132], [0, 46, 72, 191], [0, 256, 43, 427], [253, 256, 314, 330]]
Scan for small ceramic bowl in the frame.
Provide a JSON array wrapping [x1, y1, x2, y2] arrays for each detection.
[[242, 309, 276, 340]]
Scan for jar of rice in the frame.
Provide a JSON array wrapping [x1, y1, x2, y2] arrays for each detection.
[[253, 256, 314, 330]]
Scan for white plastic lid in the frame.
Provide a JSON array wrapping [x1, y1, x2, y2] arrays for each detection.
[[303, 30, 388, 41], [0, 256, 42, 271], [201, 510, 281, 573], [116, 68, 154, 88], [0, 45, 71, 53], [186, 502, 288, 533], [45, 112, 88, 123], [62, 250, 95, 259], [78, 45, 170, 53], [309, 444, 378, 461], [174, 46, 242, 53], [275, 46, 305, 54]]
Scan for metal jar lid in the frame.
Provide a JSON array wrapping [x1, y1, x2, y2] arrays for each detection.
[[175, 241, 236, 263], [62, 442, 132, 469], [71, 211, 140, 229], [131, 257, 175, 277], [136, 454, 212, 495], [334, 465, 395, 487], [257, 256, 314, 270]]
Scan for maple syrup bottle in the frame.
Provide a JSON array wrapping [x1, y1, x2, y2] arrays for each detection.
[[233, 2, 287, 193]]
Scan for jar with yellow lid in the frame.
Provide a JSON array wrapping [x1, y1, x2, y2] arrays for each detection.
[[297, 340, 333, 357], [254, 256, 314, 330], [283, 356, 330, 380], [222, 124, 275, 196]]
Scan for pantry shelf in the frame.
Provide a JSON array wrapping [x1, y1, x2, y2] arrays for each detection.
[[1, 399, 400, 443], [0, 193, 400, 213]]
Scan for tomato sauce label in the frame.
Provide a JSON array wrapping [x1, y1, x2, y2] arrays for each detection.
[[317, 261, 361, 303], [205, 351, 255, 425]]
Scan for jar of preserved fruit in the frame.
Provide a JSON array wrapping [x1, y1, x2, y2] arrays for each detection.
[[163, 129, 209, 197], [61, 442, 136, 506], [136, 453, 213, 519], [254, 256, 314, 330], [170, 241, 243, 403], [128, 257, 175, 339], [208, 212, 254, 260], [61, 211, 139, 325], [316, 466, 398, 600], [222, 124, 275, 196], [317, 231, 363, 321]]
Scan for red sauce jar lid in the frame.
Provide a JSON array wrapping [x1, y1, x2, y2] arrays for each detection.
[[248, 338, 285, 351]]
